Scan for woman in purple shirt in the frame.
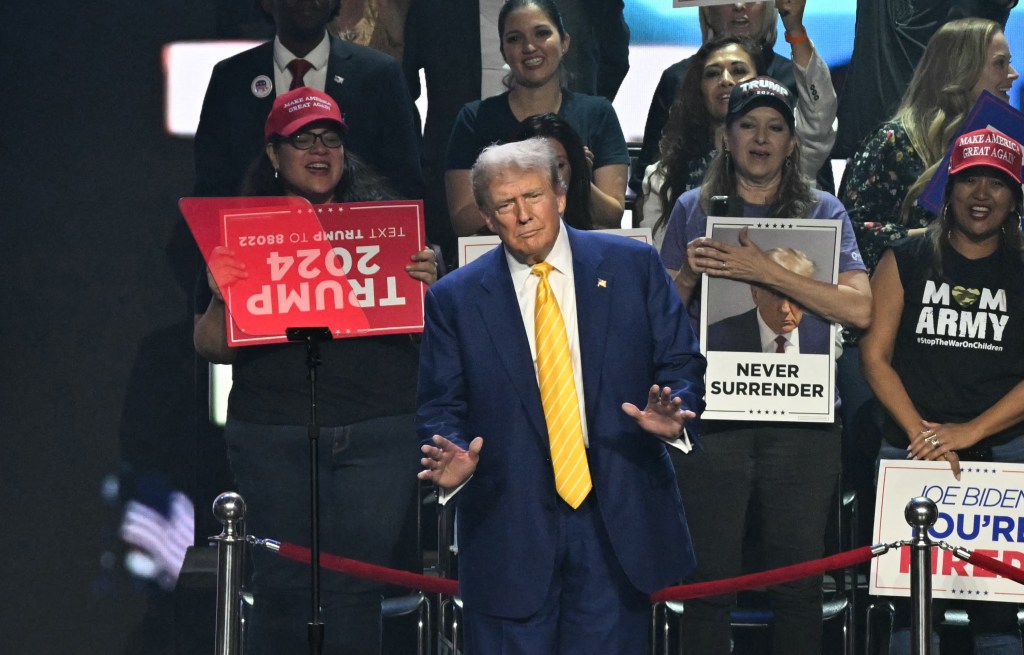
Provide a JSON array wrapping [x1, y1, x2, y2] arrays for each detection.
[[659, 77, 870, 655]]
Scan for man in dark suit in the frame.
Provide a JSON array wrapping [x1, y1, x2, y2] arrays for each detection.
[[707, 306, 830, 354], [416, 138, 706, 653], [707, 247, 830, 355], [194, 0, 422, 200]]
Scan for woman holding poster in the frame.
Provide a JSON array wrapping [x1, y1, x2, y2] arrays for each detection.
[[193, 87, 437, 655], [444, 0, 630, 235], [659, 76, 871, 655], [640, 0, 839, 249], [861, 130, 1024, 653]]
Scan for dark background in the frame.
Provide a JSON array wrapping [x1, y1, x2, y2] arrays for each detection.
[[0, 2, 260, 652]]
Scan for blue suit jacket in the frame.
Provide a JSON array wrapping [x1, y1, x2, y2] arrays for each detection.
[[416, 227, 706, 618], [706, 308, 831, 355], [193, 35, 423, 200]]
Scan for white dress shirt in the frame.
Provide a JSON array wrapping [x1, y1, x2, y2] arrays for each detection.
[[503, 222, 691, 453], [756, 310, 801, 354], [272, 33, 331, 94]]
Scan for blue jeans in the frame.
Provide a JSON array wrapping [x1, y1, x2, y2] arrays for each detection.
[[225, 414, 420, 655], [877, 436, 1024, 655]]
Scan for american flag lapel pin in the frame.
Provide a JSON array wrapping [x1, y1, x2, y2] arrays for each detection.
[[597, 279, 607, 288]]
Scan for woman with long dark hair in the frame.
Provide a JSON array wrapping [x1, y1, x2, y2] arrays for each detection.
[[513, 111, 594, 230], [444, 0, 629, 235], [194, 87, 437, 655], [639, 35, 761, 248], [659, 77, 871, 655]]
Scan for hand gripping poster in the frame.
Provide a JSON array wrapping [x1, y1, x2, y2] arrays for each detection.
[[699, 217, 840, 422]]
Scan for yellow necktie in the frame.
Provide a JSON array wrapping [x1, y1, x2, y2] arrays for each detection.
[[532, 262, 592, 509]]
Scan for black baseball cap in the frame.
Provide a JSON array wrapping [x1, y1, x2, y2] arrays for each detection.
[[726, 76, 795, 129]]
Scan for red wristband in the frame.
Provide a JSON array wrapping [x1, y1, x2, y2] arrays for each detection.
[[785, 29, 809, 45]]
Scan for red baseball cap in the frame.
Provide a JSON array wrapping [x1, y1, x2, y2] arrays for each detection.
[[263, 86, 346, 142], [948, 128, 1022, 184]]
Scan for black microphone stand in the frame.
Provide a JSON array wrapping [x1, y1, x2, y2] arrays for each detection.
[[286, 326, 333, 655]]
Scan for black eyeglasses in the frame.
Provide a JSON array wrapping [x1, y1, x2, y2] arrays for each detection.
[[281, 130, 344, 150]]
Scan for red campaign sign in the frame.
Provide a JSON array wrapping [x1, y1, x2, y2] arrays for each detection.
[[180, 197, 426, 347]]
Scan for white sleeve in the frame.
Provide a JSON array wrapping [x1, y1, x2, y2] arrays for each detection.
[[639, 162, 667, 252], [436, 478, 471, 505], [792, 43, 838, 184], [660, 427, 693, 454]]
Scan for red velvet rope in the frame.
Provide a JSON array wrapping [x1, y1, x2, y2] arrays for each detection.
[[273, 542, 878, 602], [965, 550, 1024, 586], [650, 546, 875, 603], [277, 542, 460, 596]]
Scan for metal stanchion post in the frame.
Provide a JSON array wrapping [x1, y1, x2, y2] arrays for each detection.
[[905, 497, 938, 655], [212, 492, 247, 655]]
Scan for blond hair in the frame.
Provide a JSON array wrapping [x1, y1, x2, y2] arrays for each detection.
[[895, 18, 1004, 223]]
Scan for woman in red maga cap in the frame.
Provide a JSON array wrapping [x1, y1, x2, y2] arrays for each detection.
[[862, 128, 1024, 654], [194, 87, 437, 655]]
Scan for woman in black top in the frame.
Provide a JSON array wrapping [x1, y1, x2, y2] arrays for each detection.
[[194, 87, 437, 655], [862, 128, 1024, 654], [444, 0, 629, 235]]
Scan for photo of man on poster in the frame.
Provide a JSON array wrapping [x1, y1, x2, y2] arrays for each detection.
[[706, 247, 830, 355], [698, 219, 842, 422]]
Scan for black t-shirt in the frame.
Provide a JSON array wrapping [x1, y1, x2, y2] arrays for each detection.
[[445, 90, 629, 171], [195, 267, 420, 427], [227, 335, 419, 426], [884, 236, 1024, 447]]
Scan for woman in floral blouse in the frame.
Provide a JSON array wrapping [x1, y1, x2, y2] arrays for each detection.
[[839, 17, 1017, 273]]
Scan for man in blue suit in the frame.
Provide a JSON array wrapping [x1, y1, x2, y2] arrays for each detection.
[[416, 138, 706, 653], [706, 247, 830, 355]]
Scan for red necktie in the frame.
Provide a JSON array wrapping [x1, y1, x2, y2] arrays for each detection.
[[774, 335, 788, 353], [287, 58, 313, 90]]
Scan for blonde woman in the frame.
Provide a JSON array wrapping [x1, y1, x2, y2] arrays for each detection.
[[839, 17, 1018, 273]]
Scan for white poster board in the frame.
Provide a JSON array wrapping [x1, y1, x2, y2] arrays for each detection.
[[700, 218, 839, 422], [871, 459, 1024, 603]]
